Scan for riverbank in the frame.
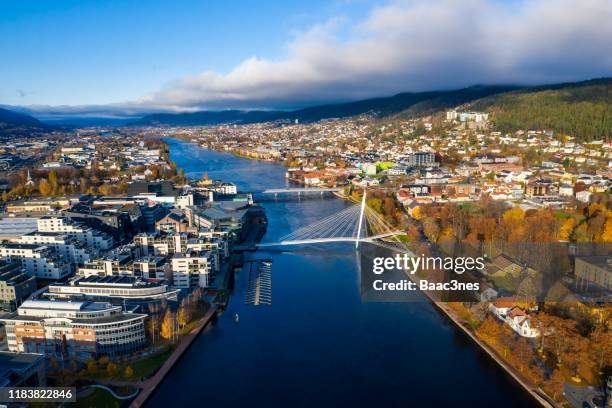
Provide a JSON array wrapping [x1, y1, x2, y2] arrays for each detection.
[[130, 305, 218, 408], [433, 301, 557, 407], [148, 138, 542, 407], [390, 249, 559, 407], [335, 185, 554, 405]]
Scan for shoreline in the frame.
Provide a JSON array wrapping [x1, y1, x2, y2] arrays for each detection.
[[430, 300, 557, 407], [130, 305, 218, 408]]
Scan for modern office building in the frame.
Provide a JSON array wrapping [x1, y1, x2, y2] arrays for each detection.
[[0, 299, 146, 359], [45, 275, 179, 303], [127, 180, 176, 197], [64, 203, 143, 241]]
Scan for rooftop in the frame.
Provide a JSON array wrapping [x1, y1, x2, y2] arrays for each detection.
[[577, 255, 612, 271], [20, 299, 112, 312]]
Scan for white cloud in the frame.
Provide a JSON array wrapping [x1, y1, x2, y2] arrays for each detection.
[[28, 0, 612, 114]]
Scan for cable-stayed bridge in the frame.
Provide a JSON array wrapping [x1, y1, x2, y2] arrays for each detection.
[[257, 191, 408, 250]]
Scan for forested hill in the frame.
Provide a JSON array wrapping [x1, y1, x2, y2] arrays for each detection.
[[0, 107, 51, 138], [468, 78, 611, 141], [134, 85, 518, 126]]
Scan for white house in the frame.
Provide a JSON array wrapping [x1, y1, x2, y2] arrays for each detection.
[[489, 300, 539, 338], [576, 190, 592, 203]]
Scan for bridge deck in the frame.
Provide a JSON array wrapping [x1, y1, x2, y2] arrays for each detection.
[[258, 187, 344, 194], [256, 231, 403, 247]]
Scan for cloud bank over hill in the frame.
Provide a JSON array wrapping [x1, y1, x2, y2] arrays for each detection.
[[20, 0, 612, 116]]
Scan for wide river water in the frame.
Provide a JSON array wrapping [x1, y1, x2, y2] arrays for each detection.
[[148, 138, 538, 407]]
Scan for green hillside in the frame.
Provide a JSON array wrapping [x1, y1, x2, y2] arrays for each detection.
[[469, 78, 611, 141]]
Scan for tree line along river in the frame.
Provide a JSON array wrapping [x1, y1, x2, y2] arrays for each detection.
[[147, 138, 539, 407]]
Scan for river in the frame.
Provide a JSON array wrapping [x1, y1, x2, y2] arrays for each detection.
[[148, 138, 538, 407]]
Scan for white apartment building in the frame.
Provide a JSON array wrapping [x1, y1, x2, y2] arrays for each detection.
[[0, 300, 146, 358], [134, 233, 187, 256], [37, 217, 113, 254], [171, 250, 213, 288], [0, 243, 71, 279], [211, 182, 237, 195], [198, 230, 231, 258], [132, 256, 172, 280], [77, 253, 132, 277], [175, 193, 195, 209], [17, 232, 93, 267]]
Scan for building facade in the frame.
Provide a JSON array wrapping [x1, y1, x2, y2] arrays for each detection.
[[0, 243, 71, 280], [1, 300, 146, 359], [0, 260, 37, 312], [575, 256, 612, 290]]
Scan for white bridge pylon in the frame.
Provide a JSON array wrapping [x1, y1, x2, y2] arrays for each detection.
[[257, 190, 407, 249]]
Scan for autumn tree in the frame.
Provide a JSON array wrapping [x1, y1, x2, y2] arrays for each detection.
[[48, 170, 58, 193], [558, 218, 575, 241], [98, 356, 109, 367], [38, 179, 52, 196], [599, 216, 612, 242], [86, 359, 97, 375], [147, 314, 160, 344], [177, 300, 190, 329], [422, 217, 441, 243], [546, 369, 565, 401], [589, 325, 612, 374], [476, 315, 501, 346], [49, 357, 59, 371], [367, 198, 383, 214], [124, 366, 134, 380], [107, 363, 118, 376], [160, 309, 174, 341]]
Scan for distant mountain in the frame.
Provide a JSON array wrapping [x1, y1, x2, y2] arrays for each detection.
[[40, 116, 136, 127], [0, 107, 51, 138], [467, 78, 611, 141], [135, 110, 282, 126], [134, 85, 520, 126], [6, 78, 609, 141]]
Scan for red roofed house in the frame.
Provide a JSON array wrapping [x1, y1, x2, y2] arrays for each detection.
[[489, 300, 539, 338]]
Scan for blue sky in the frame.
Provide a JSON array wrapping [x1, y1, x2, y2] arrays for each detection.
[[1, 0, 610, 114], [0, 0, 372, 106]]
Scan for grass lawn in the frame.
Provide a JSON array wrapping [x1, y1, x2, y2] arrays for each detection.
[[80, 346, 174, 383], [127, 346, 174, 379], [73, 388, 120, 408], [179, 303, 211, 335]]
